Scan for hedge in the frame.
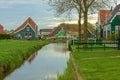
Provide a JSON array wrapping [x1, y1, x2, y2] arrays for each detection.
[[0, 34, 11, 39]]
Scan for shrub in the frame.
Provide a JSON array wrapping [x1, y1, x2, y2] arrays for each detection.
[[108, 33, 118, 41], [0, 34, 11, 39]]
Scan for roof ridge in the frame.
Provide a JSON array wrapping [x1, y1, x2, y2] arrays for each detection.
[[26, 17, 36, 25], [107, 4, 120, 22], [12, 17, 37, 34]]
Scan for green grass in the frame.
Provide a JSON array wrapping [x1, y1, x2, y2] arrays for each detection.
[[57, 60, 76, 80], [72, 46, 120, 80], [0, 40, 49, 80], [58, 45, 120, 80], [0, 40, 49, 67]]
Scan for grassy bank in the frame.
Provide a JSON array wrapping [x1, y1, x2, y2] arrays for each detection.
[[0, 40, 49, 79], [58, 45, 120, 80], [58, 60, 76, 80], [73, 46, 120, 80]]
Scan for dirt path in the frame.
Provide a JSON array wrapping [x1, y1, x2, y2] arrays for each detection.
[[70, 53, 83, 80], [83, 56, 120, 60]]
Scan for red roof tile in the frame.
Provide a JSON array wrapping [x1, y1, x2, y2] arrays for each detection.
[[0, 24, 6, 34], [99, 10, 111, 25], [0, 24, 3, 29], [13, 17, 37, 34], [49, 27, 61, 36]]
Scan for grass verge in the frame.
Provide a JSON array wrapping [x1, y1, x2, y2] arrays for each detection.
[[58, 45, 120, 80], [57, 59, 76, 80], [72, 45, 120, 80], [0, 40, 49, 79]]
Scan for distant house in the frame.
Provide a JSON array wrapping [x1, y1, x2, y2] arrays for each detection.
[[58, 23, 95, 39], [83, 28, 95, 39], [103, 4, 120, 39], [49, 23, 95, 40], [58, 24, 79, 38], [12, 17, 38, 40], [0, 24, 6, 34], [97, 10, 111, 39], [40, 29, 52, 38], [50, 27, 66, 38]]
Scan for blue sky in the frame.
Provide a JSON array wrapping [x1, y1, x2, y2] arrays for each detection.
[[0, 0, 56, 30], [0, 0, 78, 30], [0, 0, 96, 30], [0, 0, 118, 30]]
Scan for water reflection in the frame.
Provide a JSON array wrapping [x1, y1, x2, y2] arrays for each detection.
[[4, 43, 70, 80], [27, 52, 38, 63]]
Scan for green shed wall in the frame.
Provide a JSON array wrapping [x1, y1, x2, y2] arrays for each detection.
[[56, 29, 66, 38], [111, 15, 119, 33]]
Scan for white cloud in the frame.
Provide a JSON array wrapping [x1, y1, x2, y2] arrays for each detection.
[[0, 1, 28, 4], [0, 0, 110, 30], [0, 1, 29, 8], [0, 0, 44, 5], [0, 0, 46, 9], [88, 14, 97, 23]]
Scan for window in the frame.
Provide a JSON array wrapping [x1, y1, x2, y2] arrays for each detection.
[[27, 27, 30, 31], [29, 32, 32, 36], [25, 33, 27, 36]]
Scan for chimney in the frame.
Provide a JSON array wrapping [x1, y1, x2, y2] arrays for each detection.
[[110, 6, 113, 11]]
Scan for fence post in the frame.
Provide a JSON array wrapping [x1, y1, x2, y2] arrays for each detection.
[[77, 42, 80, 50], [91, 43, 93, 51], [118, 38, 120, 50], [118, 24, 120, 50], [104, 43, 106, 51]]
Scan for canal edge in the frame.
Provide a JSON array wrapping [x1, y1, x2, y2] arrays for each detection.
[[69, 44, 83, 80], [70, 53, 83, 80]]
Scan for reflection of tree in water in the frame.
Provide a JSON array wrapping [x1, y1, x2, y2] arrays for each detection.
[[27, 52, 38, 63]]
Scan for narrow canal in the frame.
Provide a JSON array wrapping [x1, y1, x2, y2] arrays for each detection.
[[4, 43, 70, 80]]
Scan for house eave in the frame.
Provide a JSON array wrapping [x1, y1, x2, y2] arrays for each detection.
[[14, 23, 36, 34]]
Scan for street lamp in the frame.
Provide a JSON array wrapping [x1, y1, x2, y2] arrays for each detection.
[[118, 25, 120, 39]]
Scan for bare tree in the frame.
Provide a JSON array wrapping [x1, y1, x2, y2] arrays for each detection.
[[49, 0, 83, 42], [79, 0, 112, 47], [49, 0, 111, 47]]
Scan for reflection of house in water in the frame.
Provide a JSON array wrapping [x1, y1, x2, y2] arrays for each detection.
[[27, 52, 38, 63], [53, 44, 66, 53]]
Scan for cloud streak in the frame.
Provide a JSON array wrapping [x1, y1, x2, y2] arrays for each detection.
[[0, 0, 98, 30]]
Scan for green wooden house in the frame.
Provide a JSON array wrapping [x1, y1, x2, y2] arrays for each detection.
[[98, 10, 111, 39], [50, 27, 66, 38], [12, 17, 38, 40], [56, 28, 66, 38], [111, 15, 120, 33], [103, 4, 120, 39]]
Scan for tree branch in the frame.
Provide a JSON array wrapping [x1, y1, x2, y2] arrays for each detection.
[[87, 0, 95, 8]]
